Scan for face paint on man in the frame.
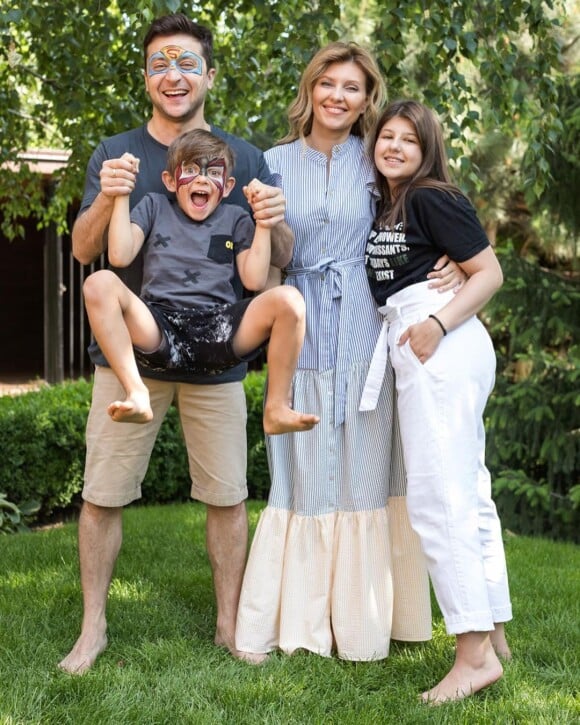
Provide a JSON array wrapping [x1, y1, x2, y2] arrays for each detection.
[[147, 45, 203, 76], [176, 158, 227, 199]]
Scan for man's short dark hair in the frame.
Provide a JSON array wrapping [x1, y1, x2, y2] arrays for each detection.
[[142, 13, 213, 70]]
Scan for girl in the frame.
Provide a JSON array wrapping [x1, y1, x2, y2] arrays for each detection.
[[361, 99, 512, 702]]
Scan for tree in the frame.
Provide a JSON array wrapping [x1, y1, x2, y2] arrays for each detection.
[[0, 0, 570, 244]]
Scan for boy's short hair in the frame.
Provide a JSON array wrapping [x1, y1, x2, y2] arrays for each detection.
[[166, 129, 235, 177]]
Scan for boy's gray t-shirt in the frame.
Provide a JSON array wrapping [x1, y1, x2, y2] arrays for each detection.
[[130, 193, 255, 310]]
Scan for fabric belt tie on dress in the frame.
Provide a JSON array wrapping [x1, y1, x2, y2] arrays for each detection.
[[286, 256, 364, 427]]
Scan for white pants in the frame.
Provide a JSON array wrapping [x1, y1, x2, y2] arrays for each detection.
[[384, 282, 512, 635]]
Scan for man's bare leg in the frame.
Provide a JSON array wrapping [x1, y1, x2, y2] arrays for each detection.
[[422, 631, 503, 704], [58, 502, 123, 674], [206, 502, 266, 664]]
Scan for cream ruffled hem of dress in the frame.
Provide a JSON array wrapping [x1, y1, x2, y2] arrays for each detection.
[[236, 497, 432, 661]]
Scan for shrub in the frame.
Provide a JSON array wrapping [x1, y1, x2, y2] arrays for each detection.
[[0, 492, 40, 534], [244, 368, 271, 500], [484, 250, 580, 542], [0, 379, 92, 517]]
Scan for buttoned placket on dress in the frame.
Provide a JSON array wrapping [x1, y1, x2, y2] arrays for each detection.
[[286, 144, 364, 426]]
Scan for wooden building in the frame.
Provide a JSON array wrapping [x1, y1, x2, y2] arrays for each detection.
[[0, 151, 100, 384]]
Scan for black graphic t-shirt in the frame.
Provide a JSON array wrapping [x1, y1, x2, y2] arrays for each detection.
[[365, 187, 489, 305]]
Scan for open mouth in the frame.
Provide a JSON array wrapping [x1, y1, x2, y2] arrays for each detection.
[[191, 191, 209, 208]]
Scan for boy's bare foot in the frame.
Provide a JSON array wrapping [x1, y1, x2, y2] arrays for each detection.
[[263, 406, 320, 435], [214, 633, 269, 664], [58, 632, 108, 675], [107, 391, 153, 423], [422, 645, 503, 705]]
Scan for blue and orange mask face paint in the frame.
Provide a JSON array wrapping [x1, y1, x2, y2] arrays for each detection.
[[147, 45, 203, 76]]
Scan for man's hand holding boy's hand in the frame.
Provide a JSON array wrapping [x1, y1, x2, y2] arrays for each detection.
[[244, 178, 286, 228], [100, 152, 140, 197]]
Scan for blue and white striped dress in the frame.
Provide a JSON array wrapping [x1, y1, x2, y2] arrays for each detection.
[[236, 135, 431, 660]]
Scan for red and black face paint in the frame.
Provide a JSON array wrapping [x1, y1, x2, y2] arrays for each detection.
[[176, 157, 227, 199]]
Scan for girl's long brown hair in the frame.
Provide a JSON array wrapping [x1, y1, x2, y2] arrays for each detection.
[[371, 100, 465, 229]]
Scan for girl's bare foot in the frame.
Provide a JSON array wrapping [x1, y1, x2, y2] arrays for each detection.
[[263, 405, 319, 435], [490, 623, 512, 660], [422, 633, 504, 705], [107, 391, 153, 423]]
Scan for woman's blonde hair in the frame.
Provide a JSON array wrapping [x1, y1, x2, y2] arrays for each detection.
[[278, 41, 386, 145]]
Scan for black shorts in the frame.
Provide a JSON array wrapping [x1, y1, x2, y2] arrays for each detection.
[[134, 299, 264, 376]]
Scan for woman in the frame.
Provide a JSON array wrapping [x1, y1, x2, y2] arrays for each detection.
[[236, 43, 463, 662], [361, 100, 511, 702]]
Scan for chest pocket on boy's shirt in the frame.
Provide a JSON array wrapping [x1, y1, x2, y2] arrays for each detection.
[[207, 235, 235, 264]]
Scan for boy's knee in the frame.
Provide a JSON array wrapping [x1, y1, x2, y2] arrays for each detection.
[[278, 286, 305, 316], [83, 269, 117, 304]]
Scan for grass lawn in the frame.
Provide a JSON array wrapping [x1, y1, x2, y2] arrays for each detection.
[[1, 501, 578, 724]]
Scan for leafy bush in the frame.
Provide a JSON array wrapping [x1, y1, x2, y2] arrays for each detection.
[[0, 379, 92, 517], [485, 250, 579, 542], [0, 492, 40, 534], [244, 369, 271, 500], [0, 371, 270, 523]]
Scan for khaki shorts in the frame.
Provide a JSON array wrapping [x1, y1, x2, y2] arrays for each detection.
[[82, 366, 248, 507]]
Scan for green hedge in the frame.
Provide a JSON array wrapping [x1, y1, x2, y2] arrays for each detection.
[[0, 370, 269, 521]]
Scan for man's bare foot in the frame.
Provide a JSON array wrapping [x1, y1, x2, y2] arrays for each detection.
[[490, 624, 512, 660], [58, 632, 108, 675], [107, 391, 153, 423], [214, 633, 269, 664], [263, 405, 320, 435], [421, 648, 503, 705]]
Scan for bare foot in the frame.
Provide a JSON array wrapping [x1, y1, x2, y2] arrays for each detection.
[[490, 624, 512, 660], [422, 647, 503, 705], [235, 649, 270, 665], [58, 632, 108, 675], [263, 405, 320, 435], [107, 391, 153, 423], [214, 633, 269, 664]]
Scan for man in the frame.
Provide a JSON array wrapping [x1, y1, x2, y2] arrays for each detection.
[[58, 13, 293, 674]]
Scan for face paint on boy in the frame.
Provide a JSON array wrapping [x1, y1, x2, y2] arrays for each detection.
[[147, 45, 203, 76], [176, 158, 227, 198]]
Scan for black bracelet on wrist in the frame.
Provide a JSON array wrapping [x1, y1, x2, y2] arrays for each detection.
[[429, 314, 447, 336]]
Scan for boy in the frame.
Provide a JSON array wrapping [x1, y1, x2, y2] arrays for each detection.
[[83, 129, 319, 435]]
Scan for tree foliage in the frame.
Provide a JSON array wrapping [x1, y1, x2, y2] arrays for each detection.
[[0, 0, 572, 241]]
